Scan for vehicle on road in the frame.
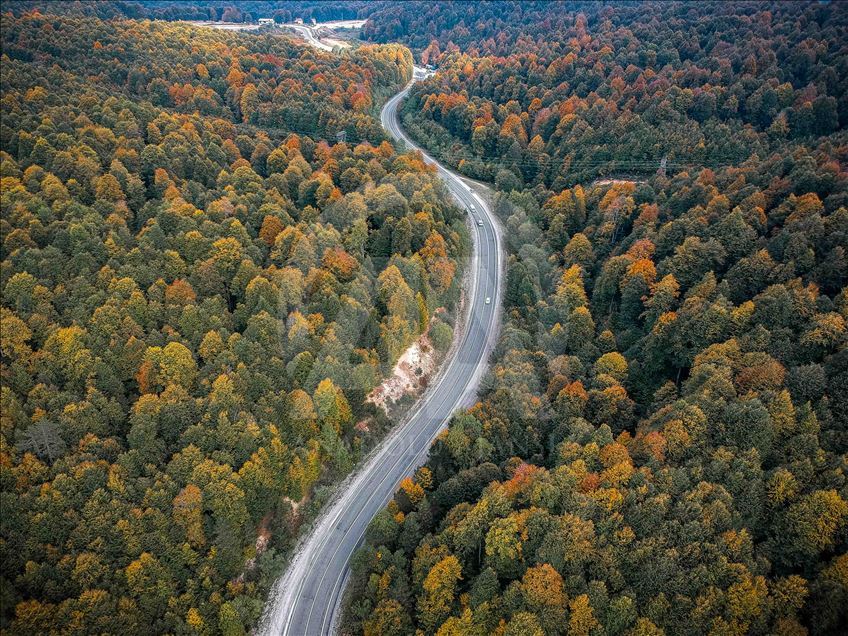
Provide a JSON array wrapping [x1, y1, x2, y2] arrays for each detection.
[[477, 219, 484, 226], [262, 59, 502, 636]]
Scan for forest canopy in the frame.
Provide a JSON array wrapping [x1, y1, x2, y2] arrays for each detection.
[[0, 10, 467, 634], [371, 1, 847, 188], [4, 0, 386, 23], [344, 2, 848, 635], [1, 1, 847, 635]]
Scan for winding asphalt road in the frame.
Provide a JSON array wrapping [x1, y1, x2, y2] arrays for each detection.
[[281, 20, 366, 51], [284, 23, 332, 50], [260, 58, 503, 636]]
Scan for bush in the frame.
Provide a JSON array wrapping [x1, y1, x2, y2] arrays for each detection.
[[430, 319, 454, 353]]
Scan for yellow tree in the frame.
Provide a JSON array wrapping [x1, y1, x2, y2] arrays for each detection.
[[417, 555, 462, 632], [313, 378, 352, 435], [568, 594, 599, 636], [172, 484, 205, 548], [521, 563, 567, 632]]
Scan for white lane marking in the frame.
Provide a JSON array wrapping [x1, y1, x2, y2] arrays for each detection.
[[276, 82, 420, 636], [318, 220, 499, 634], [269, 67, 505, 636], [312, 97, 499, 634], [308, 98, 489, 634]]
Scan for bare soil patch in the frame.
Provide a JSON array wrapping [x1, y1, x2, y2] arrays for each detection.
[[367, 332, 438, 414]]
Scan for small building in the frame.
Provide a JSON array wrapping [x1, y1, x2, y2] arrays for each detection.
[[258, 18, 274, 27], [310, 18, 317, 26], [294, 17, 304, 25]]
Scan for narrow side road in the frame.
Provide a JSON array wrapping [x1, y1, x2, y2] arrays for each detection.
[[284, 23, 331, 50], [260, 62, 503, 636], [281, 20, 366, 51]]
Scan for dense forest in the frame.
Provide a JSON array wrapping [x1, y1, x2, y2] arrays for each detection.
[[365, 1, 847, 188], [344, 2, 848, 635], [5, 0, 384, 23], [2, 1, 847, 635], [2, 12, 413, 143], [0, 10, 468, 634]]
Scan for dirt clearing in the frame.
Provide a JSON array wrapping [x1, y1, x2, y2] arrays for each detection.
[[367, 332, 438, 414]]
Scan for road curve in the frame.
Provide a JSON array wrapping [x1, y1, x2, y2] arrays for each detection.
[[259, 69, 503, 636], [283, 24, 332, 51], [281, 21, 366, 51]]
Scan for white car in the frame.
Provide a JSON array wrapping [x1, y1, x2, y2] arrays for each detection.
[[485, 297, 491, 305], [477, 219, 484, 227]]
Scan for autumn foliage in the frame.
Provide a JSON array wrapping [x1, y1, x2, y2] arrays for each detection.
[[344, 2, 848, 635], [0, 9, 464, 634]]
